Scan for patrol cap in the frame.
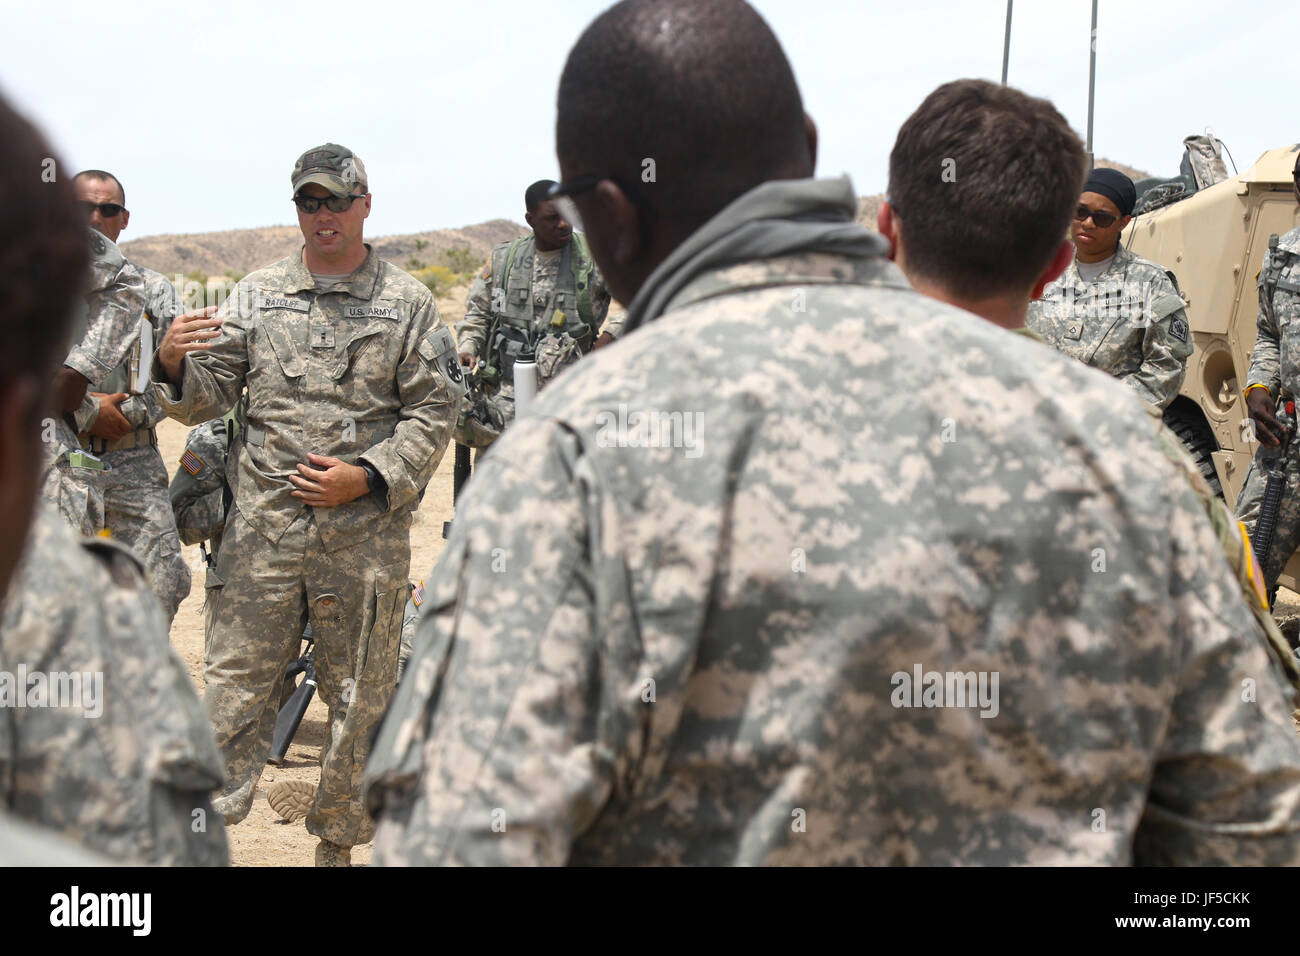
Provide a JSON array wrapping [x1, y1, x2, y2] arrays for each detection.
[[291, 143, 367, 197]]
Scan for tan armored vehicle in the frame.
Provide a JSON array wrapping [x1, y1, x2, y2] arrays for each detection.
[[1124, 136, 1300, 582]]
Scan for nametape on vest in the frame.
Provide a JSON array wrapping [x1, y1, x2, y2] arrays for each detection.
[[255, 295, 310, 312], [345, 306, 397, 319]]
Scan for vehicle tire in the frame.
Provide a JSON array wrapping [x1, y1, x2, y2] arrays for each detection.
[[1163, 403, 1223, 499]]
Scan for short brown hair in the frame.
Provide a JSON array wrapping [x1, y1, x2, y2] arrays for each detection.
[[888, 79, 1086, 298], [0, 93, 88, 392]]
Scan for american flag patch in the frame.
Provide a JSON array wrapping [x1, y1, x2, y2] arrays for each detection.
[[180, 448, 205, 476], [411, 580, 425, 608]]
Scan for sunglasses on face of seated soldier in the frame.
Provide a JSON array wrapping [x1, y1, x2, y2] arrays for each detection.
[[292, 193, 366, 214], [81, 201, 125, 218], [1074, 205, 1119, 229]]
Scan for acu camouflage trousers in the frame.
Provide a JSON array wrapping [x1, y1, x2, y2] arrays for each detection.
[[102, 444, 192, 626], [204, 506, 409, 847]]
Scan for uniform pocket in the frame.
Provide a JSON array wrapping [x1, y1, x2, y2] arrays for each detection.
[[356, 565, 408, 680]]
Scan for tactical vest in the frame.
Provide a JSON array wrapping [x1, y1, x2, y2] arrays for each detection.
[[486, 233, 599, 385], [494, 233, 597, 340], [1261, 233, 1300, 322]]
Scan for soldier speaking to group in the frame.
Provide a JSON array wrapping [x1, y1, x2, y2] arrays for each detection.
[[153, 144, 463, 866]]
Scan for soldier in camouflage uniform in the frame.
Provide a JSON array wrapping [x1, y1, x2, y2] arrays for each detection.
[[74, 170, 191, 624], [1, 504, 229, 865], [365, 0, 1300, 866], [1234, 152, 1300, 595], [43, 228, 145, 537], [154, 144, 462, 866], [1027, 167, 1193, 411], [0, 92, 226, 867], [881, 79, 1296, 687], [170, 399, 423, 678], [454, 179, 612, 448]]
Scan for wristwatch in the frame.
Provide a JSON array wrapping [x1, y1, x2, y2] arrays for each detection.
[[359, 461, 386, 497]]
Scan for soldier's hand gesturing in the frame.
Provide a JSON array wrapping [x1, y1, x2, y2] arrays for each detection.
[[290, 454, 370, 507], [159, 306, 221, 384], [1246, 388, 1284, 448]]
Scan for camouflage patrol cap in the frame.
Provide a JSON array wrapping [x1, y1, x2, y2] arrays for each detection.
[[291, 143, 367, 198]]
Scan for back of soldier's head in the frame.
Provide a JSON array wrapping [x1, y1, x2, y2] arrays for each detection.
[[889, 79, 1086, 299], [0, 90, 88, 596], [557, 0, 813, 243]]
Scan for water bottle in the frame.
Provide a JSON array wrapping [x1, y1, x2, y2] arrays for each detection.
[[514, 345, 538, 418]]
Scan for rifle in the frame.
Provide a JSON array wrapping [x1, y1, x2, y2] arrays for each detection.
[[268, 627, 316, 766], [443, 442, 472, 539], [1252, 396, 1295, 588]]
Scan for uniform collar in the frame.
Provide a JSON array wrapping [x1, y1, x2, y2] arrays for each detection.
[[285, 243, 381, 298], [1068, 242, 1132, 284]]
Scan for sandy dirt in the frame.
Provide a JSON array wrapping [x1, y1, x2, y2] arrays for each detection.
[[157, 286, 466, 867]]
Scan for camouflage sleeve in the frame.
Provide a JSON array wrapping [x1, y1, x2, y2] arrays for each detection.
[[120, 275, 182, 430], [1122, 276, 1192, 410], [65, 252, 146, 386], [1148, 413, 1299, 687], [1135, 481, 1300, 864], [356, 295, 461, 512], [169, 419, 229, 546], [0, 506, 227, 865], [71, 392, 101, 434], [397, 583, 421, 682], [151, 279, 251, 426], [366, 420, 635, 866], [457, 255, 495, 358], [1247, 248, 1282, 396]]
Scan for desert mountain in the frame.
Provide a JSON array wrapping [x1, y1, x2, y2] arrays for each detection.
[[120, 219, 527, 279]]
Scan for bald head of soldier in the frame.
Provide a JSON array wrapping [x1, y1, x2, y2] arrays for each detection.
[[880, 79, 1086, 329], [0, 93, 90, 600], [553, 0, 816, 305]]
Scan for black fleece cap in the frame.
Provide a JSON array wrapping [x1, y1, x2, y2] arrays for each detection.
[[1083, 167, 1136, 217]]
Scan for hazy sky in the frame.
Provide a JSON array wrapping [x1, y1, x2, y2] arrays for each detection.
[[3, 0, 1295, 240]]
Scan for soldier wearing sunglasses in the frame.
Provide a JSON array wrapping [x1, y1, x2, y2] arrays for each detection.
[[72, 169, 191, 626], [152, 143, 464, 866], [1027, 167, 1192, 411]]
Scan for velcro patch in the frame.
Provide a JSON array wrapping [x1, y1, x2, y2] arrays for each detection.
[[419, 326, 467, 397], [309, 323, 335, 349], [255, 295, 310, 312], [180, 448, 205, 476], [345, 306, 396, 319], [411, 580, 425, 608], [1168, 316, 1189, 343]]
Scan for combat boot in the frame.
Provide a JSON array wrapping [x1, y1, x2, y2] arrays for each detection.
[[315, 839, 351, 867]]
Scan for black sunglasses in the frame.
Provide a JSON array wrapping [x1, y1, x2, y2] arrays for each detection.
[[81, 200, 125, 218], [1074, 204, 1118, 229], [293, 193, 366, 214]]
